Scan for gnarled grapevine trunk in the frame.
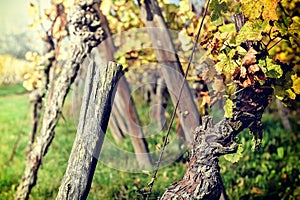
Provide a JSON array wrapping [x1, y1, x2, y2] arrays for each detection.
[[161, 83, 273, 199], [15, 1, 104, 199], [161, 13, 274, 199], [27, 34, 55, 153]]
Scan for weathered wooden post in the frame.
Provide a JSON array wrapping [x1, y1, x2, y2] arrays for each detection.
[[138, 0, 201, 143], [96, 9, 153, 168], [56, 60, 122, 200]]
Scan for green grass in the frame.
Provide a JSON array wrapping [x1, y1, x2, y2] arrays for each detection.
[[0, 84, 26, 96], [220, 115, 300, 199], [0, 84, 299, 199], [0, 89, 30, 199], [0, 85, 186, 199]]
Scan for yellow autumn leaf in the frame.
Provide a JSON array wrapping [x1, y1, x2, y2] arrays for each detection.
[[286, 89, 296, 100], [118, 56, 127, 66], [179, 0, 190, 12], [241, 0, 263, 20], [114, 0, 126, 7], [224, 98, 234, 118], [215, 53, 237, 75], [292, 74, 300, 94], [236, 20, 269, 45], [52, 0, 63, 4], [23, 79, 34, 91], [101, 0, 112, 16], [34, 79, 42, 89], [62, 0, 74, 10], [25, 51, 34, 61], [27, 3, 38, 17], [262, 0, 279, 21]]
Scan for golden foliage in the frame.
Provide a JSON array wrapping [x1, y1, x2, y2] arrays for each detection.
[[0, 55, 32, 85]]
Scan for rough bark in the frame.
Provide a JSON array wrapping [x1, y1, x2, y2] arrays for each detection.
[[56, 61, 122, 200], [72, 58, 126, 144], [96, 9, 153, 168], [139, 0, 201, 143], [161, 83, 274, 200], [160, 12, 274, 200], [27, 34, 55, 153], [94, 8, 127, 140], [15, 1, 104, 199]]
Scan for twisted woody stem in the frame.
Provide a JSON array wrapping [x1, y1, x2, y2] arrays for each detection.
[[160, 12, 274, 199], [15, 1, 104, 200], [161, 81, 273, 199]]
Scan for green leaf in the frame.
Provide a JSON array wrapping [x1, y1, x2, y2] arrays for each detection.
[[236, 20, 269, 45], [261, 163, 269, 173], [274, 20, 292, 37], [218, 24, 236, 33], [275, 87, 296, 101], [208, 0, 229, 22], [277, 147, 284, 159], [224, 98, 234, 118], [259, 57, 283, 78], [224, 144, 244, 163], [215, 52, 237, 75], [241, 0, 263, 20]]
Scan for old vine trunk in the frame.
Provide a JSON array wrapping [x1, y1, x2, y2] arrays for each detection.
[[15, 1, 104, 199], [160, 13, 274, 199], [161, 84, 273, 199]]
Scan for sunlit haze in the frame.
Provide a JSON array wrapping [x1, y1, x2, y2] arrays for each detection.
[[0, 0, 31, 34]]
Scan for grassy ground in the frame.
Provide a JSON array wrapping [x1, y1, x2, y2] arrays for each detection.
[[0, 84, 299, 199]]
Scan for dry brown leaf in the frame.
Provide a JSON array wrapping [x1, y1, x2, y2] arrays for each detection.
[[242, 47, 258, 66], [240, 66, 247, 78], [252, 186, 263, 195], [248, 64, 260, 73], [242, 77, 252, 87], [232, 67, 241, 81]]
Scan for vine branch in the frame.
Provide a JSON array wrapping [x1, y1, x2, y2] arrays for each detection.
[[160, 13, 274, 199]]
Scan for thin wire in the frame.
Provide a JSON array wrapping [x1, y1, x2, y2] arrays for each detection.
[[145, 0, 211, 199], [267, 38, 283, 51]]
